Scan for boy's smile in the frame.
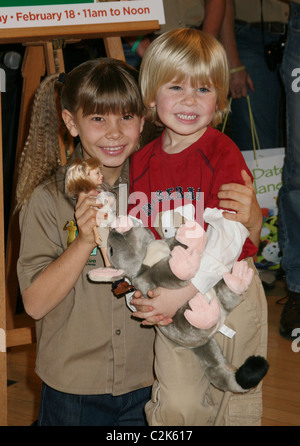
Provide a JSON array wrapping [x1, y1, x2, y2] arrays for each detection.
[[175, 113, 199, 124], [176, 113, 197, 120]]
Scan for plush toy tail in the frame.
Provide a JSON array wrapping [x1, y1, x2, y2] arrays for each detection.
[[193, 338, 269, 393], [235, 356, 269, 389]]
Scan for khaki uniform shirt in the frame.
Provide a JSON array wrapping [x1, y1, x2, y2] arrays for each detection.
[[159, 1, 289, 35], [234, 0, 290, 23], [17, 146, 155, 395], [157, 0, 205, 34]]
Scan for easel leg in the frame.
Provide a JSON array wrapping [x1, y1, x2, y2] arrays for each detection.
[[104, 36, 126, 61], [0, 80, 8, 426], [16, 45, 46, 160], [5, 45, 46, 330], [5, 42, 67, 330]]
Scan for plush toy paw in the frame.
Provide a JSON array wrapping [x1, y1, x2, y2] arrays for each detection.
[[169, 220, 206, 280], [169, 245, 202, 280], [110, 215, 134, 233], [175, 220, 207, 252], [184, 293, 221, 330], [223, 261, 254, 295], [88, 267, 125, 282]]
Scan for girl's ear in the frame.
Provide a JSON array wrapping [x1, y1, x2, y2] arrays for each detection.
[[140, 116, 145, 134], [62, 109, 79, 137]]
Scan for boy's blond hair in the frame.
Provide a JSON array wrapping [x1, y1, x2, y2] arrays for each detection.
[[139, 28, 230, 127]]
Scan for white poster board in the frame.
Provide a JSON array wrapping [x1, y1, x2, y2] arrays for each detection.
[[0, 0, 165, 29]]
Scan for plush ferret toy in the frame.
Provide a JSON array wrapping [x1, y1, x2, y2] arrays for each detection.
[[88, 215, 269, 393]]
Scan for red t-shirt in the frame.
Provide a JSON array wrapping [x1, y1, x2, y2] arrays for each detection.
[[129, 126, 257, 259]]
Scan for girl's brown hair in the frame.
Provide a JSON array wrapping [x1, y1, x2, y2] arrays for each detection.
[[15, 58, 144, 210], [60, 58, 144, 117]]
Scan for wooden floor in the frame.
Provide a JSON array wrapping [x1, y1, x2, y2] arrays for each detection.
[[6, 277, 300, 426], [261, 278, 300, 426]]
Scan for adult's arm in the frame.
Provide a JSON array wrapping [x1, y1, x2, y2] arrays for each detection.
[[202, 0, 226, 37], [219, 0, 254, 98]]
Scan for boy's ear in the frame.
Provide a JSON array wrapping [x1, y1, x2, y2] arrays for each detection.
[[62, 109, 79, 137]]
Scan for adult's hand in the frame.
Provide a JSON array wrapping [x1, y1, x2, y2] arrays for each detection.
[[230, 68, 254, 99]]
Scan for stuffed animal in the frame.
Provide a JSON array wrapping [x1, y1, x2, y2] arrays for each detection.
[[88, 215, 269, 393]]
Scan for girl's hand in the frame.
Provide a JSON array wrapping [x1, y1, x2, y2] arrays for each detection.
[[218, 169, 263, 247], [75, 190, 101, 246], [131, 283, 198, 326]]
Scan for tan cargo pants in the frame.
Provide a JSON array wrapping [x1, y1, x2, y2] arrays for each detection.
[[145, 258, 268, 426]]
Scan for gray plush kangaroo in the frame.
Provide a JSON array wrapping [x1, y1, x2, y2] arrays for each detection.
[[88, 216, 269, 393]]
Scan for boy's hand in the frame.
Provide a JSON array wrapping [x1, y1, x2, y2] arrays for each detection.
[[218, 169, 263, 247], [131, 283, 198, 326], [131, 289, 173, 326]]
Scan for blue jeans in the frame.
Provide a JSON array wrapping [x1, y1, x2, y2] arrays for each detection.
[[229, 23, 283, 150], [122, 41, 142, 70], [278, 2, 300, 293], [38, 383, 152, 426]]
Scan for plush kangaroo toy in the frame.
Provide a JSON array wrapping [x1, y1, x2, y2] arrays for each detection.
[[88, 215, 269, 393]]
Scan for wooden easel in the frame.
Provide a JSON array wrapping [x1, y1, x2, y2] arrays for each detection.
[[0, 20, 159, 426], [0, 79, 7, 426]]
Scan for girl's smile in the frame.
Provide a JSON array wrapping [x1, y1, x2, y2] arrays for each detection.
[[99, 145, 127, 156]]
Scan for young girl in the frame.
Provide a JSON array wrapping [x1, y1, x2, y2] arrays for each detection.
[[16, 58, 155, 426], [129, 28, 267, 426]]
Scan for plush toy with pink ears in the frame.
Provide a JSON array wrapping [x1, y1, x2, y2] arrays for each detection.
[[88, 214, 269, 393], [168, 218, 254, 329]]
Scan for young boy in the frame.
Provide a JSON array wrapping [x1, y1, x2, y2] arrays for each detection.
[[129, 28, 267, 426]]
